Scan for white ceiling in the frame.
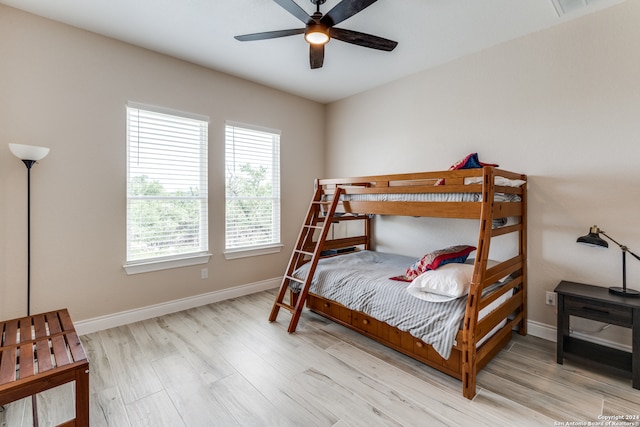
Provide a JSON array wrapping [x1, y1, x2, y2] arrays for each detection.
[[1, 0, 627, 103]]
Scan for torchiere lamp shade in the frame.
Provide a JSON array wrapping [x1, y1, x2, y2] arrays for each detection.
[[9, 143, 50, 162]]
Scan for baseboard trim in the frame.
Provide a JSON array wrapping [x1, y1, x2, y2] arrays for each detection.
[[526, 319, 556, 342], [74, 283, 632, 354], [526, 319, 631, 353], [74, 277, 280, 335]]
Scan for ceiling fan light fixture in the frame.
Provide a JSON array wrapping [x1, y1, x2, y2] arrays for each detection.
[[305, 25, 329, 45]]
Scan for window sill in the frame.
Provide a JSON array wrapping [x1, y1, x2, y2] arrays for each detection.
[[123, 253, 212, 275], [224, 244, 283, 260]]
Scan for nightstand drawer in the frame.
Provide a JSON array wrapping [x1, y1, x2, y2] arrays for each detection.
[[564, 296, 632, 326]]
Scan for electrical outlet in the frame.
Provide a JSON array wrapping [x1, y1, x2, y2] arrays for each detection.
[[201, 268, 208, 279], [545, 291, 556, 306]]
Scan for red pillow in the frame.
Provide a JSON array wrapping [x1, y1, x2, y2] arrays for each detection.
[[395, 245, 477, 282], [435, 153, 498, 185]]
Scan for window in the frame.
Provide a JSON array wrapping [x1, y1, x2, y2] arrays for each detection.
[[225, 122, 281, 258], [124, 102, 209, 274]]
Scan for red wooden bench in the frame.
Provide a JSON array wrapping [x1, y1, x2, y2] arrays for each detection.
[[0, 309, 89, 426]]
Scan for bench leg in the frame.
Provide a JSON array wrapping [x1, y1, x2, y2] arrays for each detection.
[[32, 395, 39, 427], [75, 367, 90, 427]]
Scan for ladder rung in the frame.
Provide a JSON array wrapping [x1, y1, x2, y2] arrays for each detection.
[[275, 302, 295, 313], [295, 249, 314, 256], [312, 201, 331, 205], [317, 215, 365, 222], [317, 217, 339, 222], [304, 224, 323, 229], [285, 275, 304, 284]]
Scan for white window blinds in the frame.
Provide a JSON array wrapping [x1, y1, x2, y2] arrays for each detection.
[[126, 103, 208, 263], [225, 122, 281, 251]]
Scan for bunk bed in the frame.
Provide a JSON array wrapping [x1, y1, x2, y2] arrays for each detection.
[[269, 165, 527, 400]]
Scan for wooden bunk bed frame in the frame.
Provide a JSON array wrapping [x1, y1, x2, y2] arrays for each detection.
[[270, 166, 527, 400]]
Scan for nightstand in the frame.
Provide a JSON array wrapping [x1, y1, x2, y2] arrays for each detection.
[[555, 280, 640, 389]]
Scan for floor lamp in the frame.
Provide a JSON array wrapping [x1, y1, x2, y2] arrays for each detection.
[[9, 143, 50, 316]]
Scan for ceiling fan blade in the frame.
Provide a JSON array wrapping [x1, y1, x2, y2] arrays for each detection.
[[235, 28, 305, 42], [330, 28, 397, 51], [273, 0, 313, 24], [309, 44, 324, 69], [321, 0, 378, 27]]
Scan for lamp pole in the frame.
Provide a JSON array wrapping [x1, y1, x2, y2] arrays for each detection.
[[24, 160, 36, 315], [599, 230, 640, 295]]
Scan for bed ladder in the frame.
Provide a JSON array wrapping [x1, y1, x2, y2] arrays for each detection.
[[269, 186, 344, 333]]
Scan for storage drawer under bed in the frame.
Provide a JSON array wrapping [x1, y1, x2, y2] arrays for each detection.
[[306, 293, 465, 378], [307, 294, 352, 324]]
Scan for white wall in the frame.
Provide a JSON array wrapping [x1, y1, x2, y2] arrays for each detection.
[[325, 1, 640, 345], [0, 6, 325, 322]]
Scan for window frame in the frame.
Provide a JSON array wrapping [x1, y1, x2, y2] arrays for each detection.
[[223, 121, 282, 259], [123, 102, 211, 275]]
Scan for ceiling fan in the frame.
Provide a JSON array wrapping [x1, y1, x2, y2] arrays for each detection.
[[234, 0, 398, 69]]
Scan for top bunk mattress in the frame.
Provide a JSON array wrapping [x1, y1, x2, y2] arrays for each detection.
[[328, 176, 525, 203], [317, 170, 526, 219], [337, 191, 521, 203]]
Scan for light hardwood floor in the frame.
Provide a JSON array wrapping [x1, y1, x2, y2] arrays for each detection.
[[2, 290, 640, 426]]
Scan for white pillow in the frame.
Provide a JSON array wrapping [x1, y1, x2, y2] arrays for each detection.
[[465, 258, 510, 282], [406, 263, 475, 302]]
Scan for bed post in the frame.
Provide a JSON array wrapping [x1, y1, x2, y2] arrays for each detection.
[[364, 214, 371, 250], [519, 174, 528, 335], [462, 166, 495, 399]]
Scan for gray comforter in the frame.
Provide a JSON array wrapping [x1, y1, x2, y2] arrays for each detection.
[[293, 250, 469, 359]]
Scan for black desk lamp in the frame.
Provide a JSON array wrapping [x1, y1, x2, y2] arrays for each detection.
[[577, 225, 640, 297]]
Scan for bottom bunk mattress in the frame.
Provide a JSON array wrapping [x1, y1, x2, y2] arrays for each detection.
[[293, 250, 506, 360], [293, 251, 464, 358]]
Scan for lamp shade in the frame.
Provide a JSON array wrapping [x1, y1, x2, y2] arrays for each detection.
[[9, 143, 50, 161], [577, 226, 608, 248]]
